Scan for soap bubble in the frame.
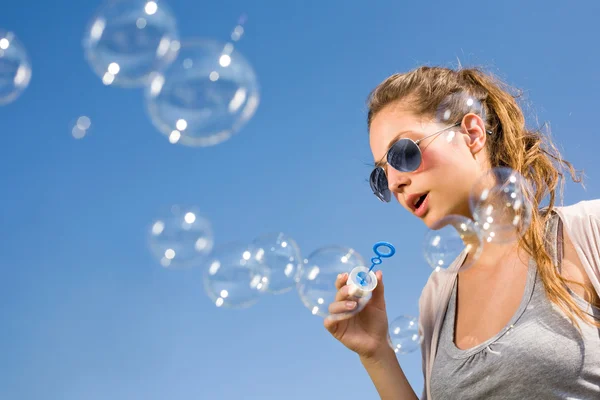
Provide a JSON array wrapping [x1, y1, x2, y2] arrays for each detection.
[[83, 0, 180, 87], [71, 115, 92, 139], [148, 205, 214, 268], [470, 167, 534, 244], [434, 91, 487, 149], [296, 246, 367, 318], [389, 315, 422, 355], [435, 91, 487, 125], [423, 215, 483, 272], [252, 232, 302, 294], [203, 242, 270, 308], [0, 30, 32, 105], [145, 37, 260, 147]]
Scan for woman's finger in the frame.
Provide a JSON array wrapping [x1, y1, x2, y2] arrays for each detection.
[[328, 299, 357, 315]]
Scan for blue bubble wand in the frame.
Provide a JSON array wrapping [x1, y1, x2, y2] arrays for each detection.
[[355, 241, 396, 286]]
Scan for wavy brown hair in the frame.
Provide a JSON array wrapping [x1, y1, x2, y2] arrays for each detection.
[[367, 66, 599, 328]]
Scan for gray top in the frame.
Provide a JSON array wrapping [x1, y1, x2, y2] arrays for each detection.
[[430, 216, 600, 399]]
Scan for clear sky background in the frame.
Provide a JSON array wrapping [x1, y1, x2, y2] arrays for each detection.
[[1, 0, 600, 399]]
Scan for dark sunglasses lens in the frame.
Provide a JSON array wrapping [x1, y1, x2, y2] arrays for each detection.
[[387, 139, 422, 172], [369, 168, 391, 202]]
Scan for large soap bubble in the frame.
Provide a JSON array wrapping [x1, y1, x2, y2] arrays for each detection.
[[0, 30, 32, 105], [423, 215, 483, 272], [389, 315, 422, 355], [83, 0, 180, 87], [470, 167, 534, 244], [148, 205, 214, 268], [252, 232, 302, 294], [296, 246, 368, 318], [203, 242, 270, 308], [145, 37, 260, 147]]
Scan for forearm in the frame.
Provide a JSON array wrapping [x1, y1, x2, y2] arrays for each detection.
[[360, 346, 419, 400]]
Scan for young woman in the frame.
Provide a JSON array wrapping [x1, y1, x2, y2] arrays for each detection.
[[324, 66, 600, 399]]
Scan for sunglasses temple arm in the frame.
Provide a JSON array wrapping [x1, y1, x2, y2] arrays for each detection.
[[415, 122, 461, 144]]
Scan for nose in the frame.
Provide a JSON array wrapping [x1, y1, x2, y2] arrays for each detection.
[[386, 167, 411, 194]]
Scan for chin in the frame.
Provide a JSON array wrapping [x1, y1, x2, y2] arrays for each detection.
[[421, 212, 440, 229], [421, 206, 453, 230]]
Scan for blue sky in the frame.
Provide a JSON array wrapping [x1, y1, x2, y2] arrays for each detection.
[[1, 0, 599, 399]]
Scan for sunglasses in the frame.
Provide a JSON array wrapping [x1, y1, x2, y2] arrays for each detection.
[[369, 122, 492, 202]]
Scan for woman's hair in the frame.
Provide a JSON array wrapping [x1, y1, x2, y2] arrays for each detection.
[[367, 66, 599, 329]]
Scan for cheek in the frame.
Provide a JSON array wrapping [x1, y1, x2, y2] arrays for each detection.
[[419, 145, 460, 172], [393, 192, 408, 209], [420, 146, 475, 202], [420, 133, 474, 171]]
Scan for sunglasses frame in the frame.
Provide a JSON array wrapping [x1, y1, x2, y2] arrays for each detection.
[[370, 122, 493, 202]]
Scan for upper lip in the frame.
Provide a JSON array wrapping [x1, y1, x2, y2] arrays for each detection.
[[405, 192, 428, 211]]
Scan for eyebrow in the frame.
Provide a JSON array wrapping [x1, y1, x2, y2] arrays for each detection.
[[374, 130, 414, 168]]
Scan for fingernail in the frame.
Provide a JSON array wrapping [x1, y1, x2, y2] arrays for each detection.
[[346, 301, 357, 309], [337, 274, 341, 280]]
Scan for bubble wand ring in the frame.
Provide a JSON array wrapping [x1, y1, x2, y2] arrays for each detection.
[[349, 241, 396, 290]]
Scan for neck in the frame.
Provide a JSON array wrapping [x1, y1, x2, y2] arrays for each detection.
[[460, 240, 528, 277]]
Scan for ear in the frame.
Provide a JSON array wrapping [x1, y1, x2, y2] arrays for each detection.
[[461, 113, 487, 155]]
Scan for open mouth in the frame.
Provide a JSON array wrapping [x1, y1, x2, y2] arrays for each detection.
[[414, 193, 428, 210]]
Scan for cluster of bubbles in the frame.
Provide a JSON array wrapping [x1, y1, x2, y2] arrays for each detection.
[[147, 205, 300, 308], [146, 206, 423, 355], [422, 92, 535, 273], [1, 0, 260, 148], [82, 0, 260, 147]]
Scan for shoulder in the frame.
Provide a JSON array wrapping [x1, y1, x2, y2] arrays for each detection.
[[553, 199, 600, 225], [552, 198, 600, 297], [552, 199, 600, 252]]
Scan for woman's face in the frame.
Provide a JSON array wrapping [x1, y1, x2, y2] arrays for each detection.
[[369, 101, 489, 228]]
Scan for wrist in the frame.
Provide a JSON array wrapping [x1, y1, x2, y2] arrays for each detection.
[[360, 342, 396, 367]]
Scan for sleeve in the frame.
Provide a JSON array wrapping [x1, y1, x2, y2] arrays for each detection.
[[555, 199, 600, 296], [417, 263, 460, 400], [417, 271, 440, 400], [418, 305, 428, 400]]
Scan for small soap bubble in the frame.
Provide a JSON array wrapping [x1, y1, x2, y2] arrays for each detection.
[[0, 30, 32, 105], [389, 315, 422, 355], [76, 116, 92, 130], [70, 115, 92, 139], [469, 167, 534, 244], [148, 205, 214, 269], [296, 246, 367, 318], [252, 232, 302, 294], [72, 125, 87, 139], [83, 0, 180, 87], [423, 215, 483, 272], [231, 25, 244, 41], [435, 91, 487, 125], [203, 242, 270, 308], [430, 91, 488, 153], [145, 37, 260, 147]]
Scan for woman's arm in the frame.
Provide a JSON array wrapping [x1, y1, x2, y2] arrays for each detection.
[[360, 346, 419, 400]]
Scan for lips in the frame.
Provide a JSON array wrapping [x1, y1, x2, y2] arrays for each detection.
[[405, 192, 429, 217]]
